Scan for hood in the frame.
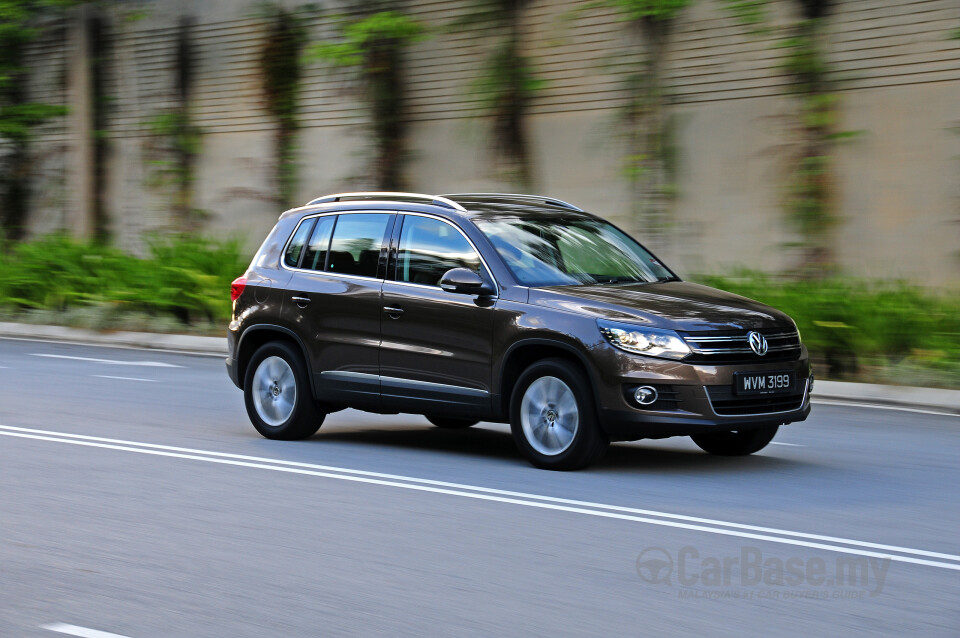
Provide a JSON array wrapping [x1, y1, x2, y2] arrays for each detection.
[[529, 281, 793, 332]]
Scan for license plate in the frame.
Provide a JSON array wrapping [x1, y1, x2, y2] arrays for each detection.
[[735, 371, 795, 396]]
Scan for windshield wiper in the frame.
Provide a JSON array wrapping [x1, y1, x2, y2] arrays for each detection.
[[591, 276, 648, 285], [592, 275, 679, 285]]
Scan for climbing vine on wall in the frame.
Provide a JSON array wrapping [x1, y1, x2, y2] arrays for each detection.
[[456, 0, 544, 190], [0, 1, 72, 240], [309, 3, 426, 191], [143, 16, 204, 229], [259, 4, 308, 208], [86, 8, 111, 242], [723, 0, 850, 279], [584, 0, 693, 242]]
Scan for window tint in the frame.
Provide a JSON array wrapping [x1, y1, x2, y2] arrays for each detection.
[[396, 215, 481, 287], [327, 213, 392, 278], [300, 215, 336, 271], [284, 218, 315, 268]]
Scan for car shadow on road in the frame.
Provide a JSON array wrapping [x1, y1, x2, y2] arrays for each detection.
[[308, 423, 814, 475], [309, 425, 519, 461], [596, 442, 807, 475]]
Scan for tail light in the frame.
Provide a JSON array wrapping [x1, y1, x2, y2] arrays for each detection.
[[230, 277, 247, 301]]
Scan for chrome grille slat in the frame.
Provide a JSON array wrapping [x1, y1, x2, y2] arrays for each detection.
[[690, 348, 752, 354], [687, 332, 796, 344], [689, 344, 798, 355], [681, 328, 801, 363], [685, 331, 796, 342]]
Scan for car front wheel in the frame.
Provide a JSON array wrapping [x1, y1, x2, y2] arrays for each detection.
[[244, 341, 324, 440], [510, 358, 608, 470], [690, 425, 779, 456]]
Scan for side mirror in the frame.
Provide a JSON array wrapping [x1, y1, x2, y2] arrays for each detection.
[[439, 268, 493, 296]]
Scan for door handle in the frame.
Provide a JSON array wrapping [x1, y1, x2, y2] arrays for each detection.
[[383, 305, 404, 318], [292, 296, 311, 308]]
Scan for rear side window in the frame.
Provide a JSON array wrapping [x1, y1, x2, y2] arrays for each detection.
[[301, 215, 336, 271], [283, 218, 315, 268], [327, 213, 392, 278]]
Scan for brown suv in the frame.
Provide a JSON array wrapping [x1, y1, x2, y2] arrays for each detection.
[[226, 192, 811, 470]]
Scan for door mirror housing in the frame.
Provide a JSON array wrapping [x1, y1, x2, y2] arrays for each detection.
[[439, 268, 493, 296]]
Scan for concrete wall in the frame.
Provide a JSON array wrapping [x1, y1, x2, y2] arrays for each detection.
[[20, 0, 960, 286]]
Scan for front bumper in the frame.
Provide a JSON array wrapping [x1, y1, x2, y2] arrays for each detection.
[[592, 347, 813, 441], [600, 385, 811, 440]]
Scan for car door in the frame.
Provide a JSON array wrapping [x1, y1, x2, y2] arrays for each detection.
[[379, 213, 497, 416], [280, 211, 396, 408]]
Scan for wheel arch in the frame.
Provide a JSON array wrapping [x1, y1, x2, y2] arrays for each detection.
[[496, 338, 600, 421], [236, 325, 314, 397]]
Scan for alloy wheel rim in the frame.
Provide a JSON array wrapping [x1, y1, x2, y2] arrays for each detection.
[[252, 356, 297, 427], [520, 375, 579, 456]]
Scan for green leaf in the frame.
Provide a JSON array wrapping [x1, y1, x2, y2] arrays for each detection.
[[308, 11, 428, 69]]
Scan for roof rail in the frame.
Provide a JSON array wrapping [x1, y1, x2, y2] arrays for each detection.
[[442, 193, 584, 212], [306, 191, 466, 211]]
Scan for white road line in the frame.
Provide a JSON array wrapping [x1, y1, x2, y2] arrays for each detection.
[[42, 623, 132, 638], [0, 424, 954, 562], [770, 442, 804, 447], [30, 354, 182, 368], [811, 398, 959, 418], [2, 425, 958, 570], [93, 375, 158, 383]]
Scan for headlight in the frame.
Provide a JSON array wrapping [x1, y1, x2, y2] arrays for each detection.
[[598, 320, 691, 360]]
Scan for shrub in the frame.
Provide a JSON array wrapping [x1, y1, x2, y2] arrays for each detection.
[[0, 233, 249, 326]]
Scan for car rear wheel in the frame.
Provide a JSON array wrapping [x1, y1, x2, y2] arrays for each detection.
[[510, 358, 608, 470], [244, 341, 324, 440], [690, 425, 779, 456], [426, 416, 479, 429]]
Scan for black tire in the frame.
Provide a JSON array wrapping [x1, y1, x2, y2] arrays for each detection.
[[690, 425, 779, 456], [426, 416, 479, 429], [244, 341, 324, 440], [509, 358, 608, 470]]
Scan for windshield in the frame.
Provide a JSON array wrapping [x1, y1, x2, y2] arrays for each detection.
[[474, 217, 676, 287]]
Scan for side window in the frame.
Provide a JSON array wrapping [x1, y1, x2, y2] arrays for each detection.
[[283, 218, 315, 268], [395, 215, 481, 287], [301, 215, 336, 271], [327, 213, 392, 278]]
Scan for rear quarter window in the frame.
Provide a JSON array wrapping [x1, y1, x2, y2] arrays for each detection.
[[283, 218, 315, 268], [301, 215, 337, 271]]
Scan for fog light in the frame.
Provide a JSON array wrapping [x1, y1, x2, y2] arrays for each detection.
[[634, 386, 658, 406]]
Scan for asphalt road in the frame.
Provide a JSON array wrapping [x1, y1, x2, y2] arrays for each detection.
[[1, 338, 958, 637]]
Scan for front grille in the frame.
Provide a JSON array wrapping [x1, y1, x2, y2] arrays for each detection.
[[705, 384, 806, 416], [681, 328, 802, 364]]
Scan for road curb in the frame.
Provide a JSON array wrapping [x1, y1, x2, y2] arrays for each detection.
[[811, 380, 960, 415], [2, 321, 958, 415], [0, 322, 226, 356]]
